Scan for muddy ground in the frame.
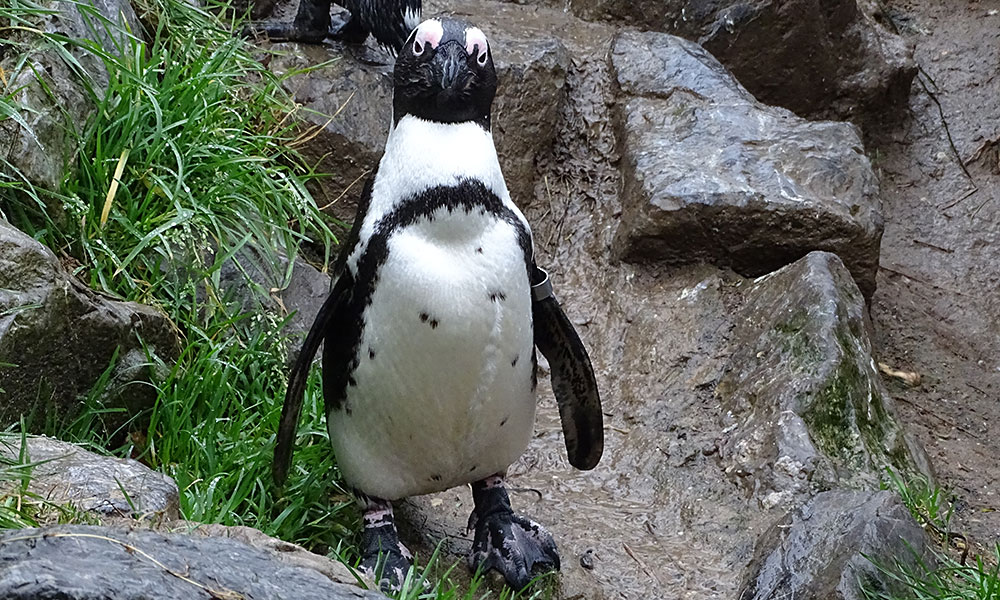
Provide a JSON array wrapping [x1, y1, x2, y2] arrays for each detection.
[[871, 0, 1000, 548]]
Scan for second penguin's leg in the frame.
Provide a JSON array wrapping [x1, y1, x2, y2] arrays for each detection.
[[467, 473, 560, 590]]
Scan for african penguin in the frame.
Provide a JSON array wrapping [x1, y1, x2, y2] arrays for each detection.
[[248, 0, 420, 55], [275, 17, 604, 591]]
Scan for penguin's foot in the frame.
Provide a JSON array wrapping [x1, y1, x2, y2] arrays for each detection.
[[243, 11, 367, 45], [467, 475, 560, 590], [359, 498, 413, 593], [242, 21, 329, 43]]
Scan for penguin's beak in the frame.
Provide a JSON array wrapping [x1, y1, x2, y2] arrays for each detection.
[[434, 42, 467, 91]]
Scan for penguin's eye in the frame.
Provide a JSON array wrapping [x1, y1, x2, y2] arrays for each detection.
[[413, 39, 425, 56], [465, 27, 490, 67]]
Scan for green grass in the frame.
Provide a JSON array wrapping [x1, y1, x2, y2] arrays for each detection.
[[0, 1, 551, 598], [865, 469, 1000, 600], [864, 544, 1000, 600]]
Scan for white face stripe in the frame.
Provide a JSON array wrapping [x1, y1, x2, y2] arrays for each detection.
[[403, 7, 421, 32], [465, 27, 489, 62], [414, 19, 443, 50], [348, 116, 531, 272]]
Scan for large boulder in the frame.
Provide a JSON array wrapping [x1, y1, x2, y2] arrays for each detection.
[[501, 0, 915, 124], [0, 219, 179, 427], [0, 0, 140, 194], [610, 31, 883, 298], [0, 436, 179, 521], [0, 524, 387, 600], [265, 2, 569, 219], [717, 252, 932, 509], [739, 490, 932, 600]]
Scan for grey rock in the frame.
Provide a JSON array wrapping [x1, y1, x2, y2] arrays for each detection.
[[169, 521, 362, 586], [717, 252, 932, 508], [0, 436, 179, 520], [265, 3, 569, 218], [0, 524, 386, 600], [610, 31, 883, 298], [0, 218, 179, 427], [507, 0, 915, 124], [739, 490, 932, 600], [216, 245, 332, 346], [0, 0, 140, 193]]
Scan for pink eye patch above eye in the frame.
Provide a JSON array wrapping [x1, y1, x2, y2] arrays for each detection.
[[465, 27, 489, 60], [414, 19, 444, 49]]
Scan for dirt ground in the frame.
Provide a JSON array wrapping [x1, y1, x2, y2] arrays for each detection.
[[871, 0, 1000, 549]]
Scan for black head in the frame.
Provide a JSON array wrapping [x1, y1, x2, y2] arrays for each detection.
[[392, 18, 497, 129]]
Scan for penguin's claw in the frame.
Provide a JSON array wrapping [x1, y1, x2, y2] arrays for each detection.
[[361, 541, 413, 593], [468, 510, 560, 590]]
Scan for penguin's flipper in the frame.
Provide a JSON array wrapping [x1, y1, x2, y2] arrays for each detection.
[[273, 178, 373, 487], [531, 266, 604, 471], [273, 274, 350, 486]]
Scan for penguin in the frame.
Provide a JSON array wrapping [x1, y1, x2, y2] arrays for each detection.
[[274, 17, 604, 591], [249, 0, 420, 54]]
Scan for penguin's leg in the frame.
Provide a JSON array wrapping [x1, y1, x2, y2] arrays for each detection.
[[359, 495, 414, 592], [467, 473, 560, 590]]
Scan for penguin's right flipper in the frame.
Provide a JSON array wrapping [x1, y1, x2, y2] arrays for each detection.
[[273, 178, 372, 487], [531, 266, 604, 471]]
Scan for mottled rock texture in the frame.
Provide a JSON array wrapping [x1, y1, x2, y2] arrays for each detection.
[[0, 436, 179, 520], [500, 0, 916, 124], [717, 252, 932, 509], [0, 525, 387, 600], [739, 490, 932, 600], [0, 219, 178, 426], [610, 31, 884, 298]]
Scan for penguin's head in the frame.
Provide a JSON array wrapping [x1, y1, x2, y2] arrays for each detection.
[[393, 18, 497, 128]]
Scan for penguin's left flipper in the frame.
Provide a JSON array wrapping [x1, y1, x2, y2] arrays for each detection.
[[531, 265, 604, 471]]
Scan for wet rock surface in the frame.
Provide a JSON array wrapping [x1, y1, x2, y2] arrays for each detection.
[[610, 31, 884, 298], [168, 521, 361, 586], [0, 524, 386, 600], [739, 489, 931, 600], [0, 0, 140, 193], [0, 219, 179, 426], [866, 0, 1000, 546], [717, 252, 931, 510], [0, 436, 179, 520], [244, 2, 932, 597], [501, 0, 916, 124]]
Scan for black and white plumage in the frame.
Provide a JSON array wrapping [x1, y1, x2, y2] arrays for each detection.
[[250, 0, 420, 55], [275, 17, 603, 591]]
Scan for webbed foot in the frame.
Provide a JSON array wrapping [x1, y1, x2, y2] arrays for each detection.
[[467, 475, 560, 590], [359, 498, 413, 593]]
